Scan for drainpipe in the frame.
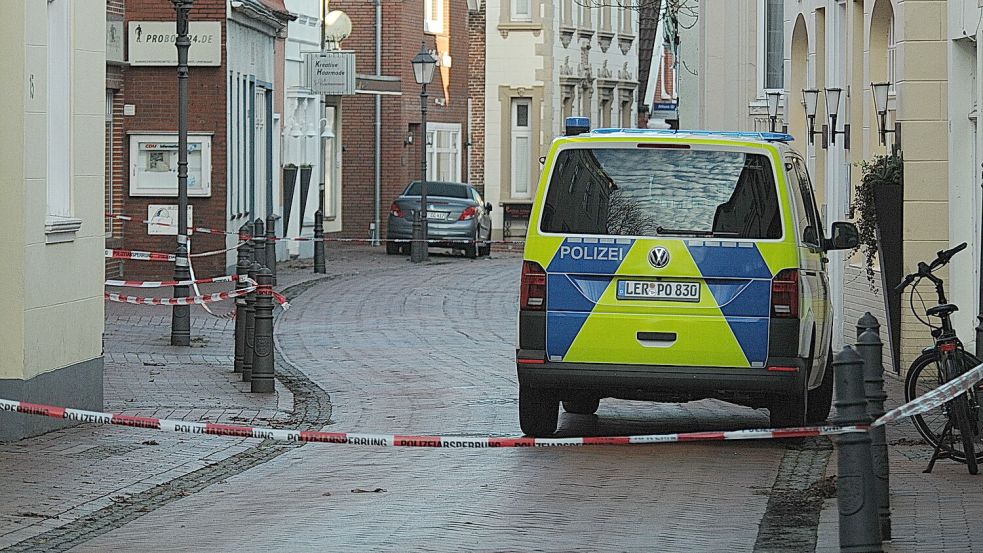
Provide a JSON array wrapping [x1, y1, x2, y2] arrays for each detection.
[[373, 0, 382, 246]]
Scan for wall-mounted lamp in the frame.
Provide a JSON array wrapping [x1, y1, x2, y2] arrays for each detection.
[[404, 131, 414, 146], [766, 91, 786, 133], [871, 81, 900, 153], [801, 89, 824, 145], [823, 87, 850, 150]]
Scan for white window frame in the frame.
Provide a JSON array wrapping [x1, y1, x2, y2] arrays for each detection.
[[511, 0, 532, 22], [757, 0, 784, 96], [47, 0, 72, 222], [510, 98, 532, 198], [128, 133, 213, 197], [425, 0, 444, 34], [426, 122, 461, 182]]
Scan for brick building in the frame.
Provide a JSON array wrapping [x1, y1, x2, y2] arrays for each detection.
[[119, 0, 289, 279], [329, 0, 472, 241]]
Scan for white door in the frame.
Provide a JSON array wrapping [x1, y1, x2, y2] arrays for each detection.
[[511, 98, 532, 198]]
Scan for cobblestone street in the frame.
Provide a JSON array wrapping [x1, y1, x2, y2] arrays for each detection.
[[0, 247, 980, 551]]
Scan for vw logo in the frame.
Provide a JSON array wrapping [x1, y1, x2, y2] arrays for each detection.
[[649, 247, 671, 269]]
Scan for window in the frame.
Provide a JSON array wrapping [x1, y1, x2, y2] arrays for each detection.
[[562, 0, 573, 26], [426, 123, 461, 182], [540, 148, 782, 239], [601, 5, 612, 32], [105, 90, 115, 237], [579, 2, 592, 28], [404, 181, 469, 198], [620, 99, 633, 128], [425, 0, 444, 34], [790, 158, 824, 246], [562, 88, 574, 121], [511, 99, 532, 197], [511, 0, 531, 22], [763, 0, 783, 90], [47, 0, 72, 221], [599, 96, 612, 127], [619, 5, 632, 34], [128, 134, 213, 197]]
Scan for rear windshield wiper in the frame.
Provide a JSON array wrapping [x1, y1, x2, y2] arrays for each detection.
[[655, 226, 741, 238]]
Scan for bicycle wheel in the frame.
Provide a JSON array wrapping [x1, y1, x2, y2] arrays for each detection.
[[905, 350, 983, 466]]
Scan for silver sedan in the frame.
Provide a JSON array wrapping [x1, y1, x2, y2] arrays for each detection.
[[386, 181, 493, 258]]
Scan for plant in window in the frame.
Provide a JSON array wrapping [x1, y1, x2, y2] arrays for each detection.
[[850, 153, 903, 290]]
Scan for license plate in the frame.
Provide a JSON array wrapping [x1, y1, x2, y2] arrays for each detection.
[[426, 211, 448, 220], [617, 280, 701, 302]]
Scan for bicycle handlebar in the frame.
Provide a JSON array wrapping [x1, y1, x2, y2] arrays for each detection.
[[894, 242, 967, 293]]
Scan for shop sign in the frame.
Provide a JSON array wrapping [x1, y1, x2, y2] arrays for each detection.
[[128, 21, 222, 66]]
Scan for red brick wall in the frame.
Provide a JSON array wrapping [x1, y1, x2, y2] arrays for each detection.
[[121, 0, 228, 279], [331, 0, 471, 239], [467, 3, 485, 195]]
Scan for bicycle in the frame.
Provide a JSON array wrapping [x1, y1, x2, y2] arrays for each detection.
[[897, 242, 983, 474]]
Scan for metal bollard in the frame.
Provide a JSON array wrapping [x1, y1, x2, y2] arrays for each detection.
[[265, 214, 277, 285], [858, 327, 891, 541], [857, 312, 880, 340], [250, 269, 275, 393], [313, 210, 326, 274], [832, 347, 882, 553], [232, 255, 250, 374], [253, 218, 267, 270], [242, 261, 261, 383], [410, 210, 426, 263]]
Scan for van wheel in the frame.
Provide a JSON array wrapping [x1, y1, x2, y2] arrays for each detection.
[[562, 397, 600, 415], [769, 371, 808, 429], [806, 352, 834, 424], [519, 385, 559, 436]]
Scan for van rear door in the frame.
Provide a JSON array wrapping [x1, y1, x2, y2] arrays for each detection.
[[538, 144, 784, 369]]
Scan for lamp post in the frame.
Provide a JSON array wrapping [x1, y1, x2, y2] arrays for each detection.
[[978, 163, 983, 360], [410, 43, 437, 263], [824, 87, 850, 149], [765, 91, 783, 133], [802, 88, 823, 145], [170, 0, 193, 346], [871, 82, 901, 154]]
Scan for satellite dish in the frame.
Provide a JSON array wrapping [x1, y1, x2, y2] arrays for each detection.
[[324, 11, 352, 45]]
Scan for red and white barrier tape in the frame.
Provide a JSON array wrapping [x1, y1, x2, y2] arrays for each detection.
[[106, 214, 239, 237], [105, 275, 244, 288], [105, 249, 175, 262], [2, 365, 979, 446], [105, 287, 256, 306]]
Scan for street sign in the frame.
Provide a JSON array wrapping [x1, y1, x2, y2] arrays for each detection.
[[307, 51, 356, 96]]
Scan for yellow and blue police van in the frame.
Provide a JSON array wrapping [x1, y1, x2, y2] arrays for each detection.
[[516, 119, 860, 436]]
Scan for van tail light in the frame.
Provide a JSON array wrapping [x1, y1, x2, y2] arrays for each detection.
[[459, 206, 478, 221], [520, 261, 547, 311], [771, 269, 800, 318], [390, 202, 404, 218]]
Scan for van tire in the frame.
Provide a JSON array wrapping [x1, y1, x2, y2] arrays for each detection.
[[769, 372, 808, 429], [806, 352, 834, 424], [519, 385, 559, 436], [562, 397, 600, 415]]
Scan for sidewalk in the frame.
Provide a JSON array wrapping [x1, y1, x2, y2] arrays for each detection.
[[0, 257, 330, 550], [815, 371, 983, 552]]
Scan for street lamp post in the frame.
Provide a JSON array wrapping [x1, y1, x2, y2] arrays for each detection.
[[170, 0, 193, 346], [410, 43, 436, 263]]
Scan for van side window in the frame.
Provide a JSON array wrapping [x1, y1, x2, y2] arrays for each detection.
[[790, 158, 824, 247]]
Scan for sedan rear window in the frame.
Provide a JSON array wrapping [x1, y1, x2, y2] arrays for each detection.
[[540, 148, 782, 239], [404, 182, 470, 199]]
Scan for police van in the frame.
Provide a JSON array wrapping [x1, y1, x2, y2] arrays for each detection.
[[516, 120, 859, 436]]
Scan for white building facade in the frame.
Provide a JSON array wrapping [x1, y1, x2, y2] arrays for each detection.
[[483, 0, 639, 237], [0, 0, 106, 440]]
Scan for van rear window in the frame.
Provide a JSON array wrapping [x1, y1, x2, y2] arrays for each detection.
[[539, 148, 782, 239]]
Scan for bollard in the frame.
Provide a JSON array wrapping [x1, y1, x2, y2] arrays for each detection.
[[242, 261, 261, 383], [410, 210, 426, 263], [232, 255, 250, 374], [253, 218, 267, 270], [832, 347, 882, 553], [858, 327, 891, 541], [313, 210, 326, 274], [857, 312, 880, 340], [265, 214, 278, 285], [250, 268, 275, 393]]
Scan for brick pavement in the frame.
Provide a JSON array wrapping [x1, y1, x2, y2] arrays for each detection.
[[70, 247, 794, 553], [815, 372, 983, 552]]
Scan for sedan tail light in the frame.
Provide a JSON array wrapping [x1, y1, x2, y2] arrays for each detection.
[[390, 202, 404, 218], [458, 206, 478, 221], [520, 261, 547, 311]]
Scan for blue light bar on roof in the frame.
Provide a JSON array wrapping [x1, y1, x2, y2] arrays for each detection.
[[589, 128, 795, 142], [565, 117, 591, 136]]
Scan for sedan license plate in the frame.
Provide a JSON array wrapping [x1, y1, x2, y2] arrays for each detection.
[[617, 280, 700, 302], [426, 211, 448, 221]]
